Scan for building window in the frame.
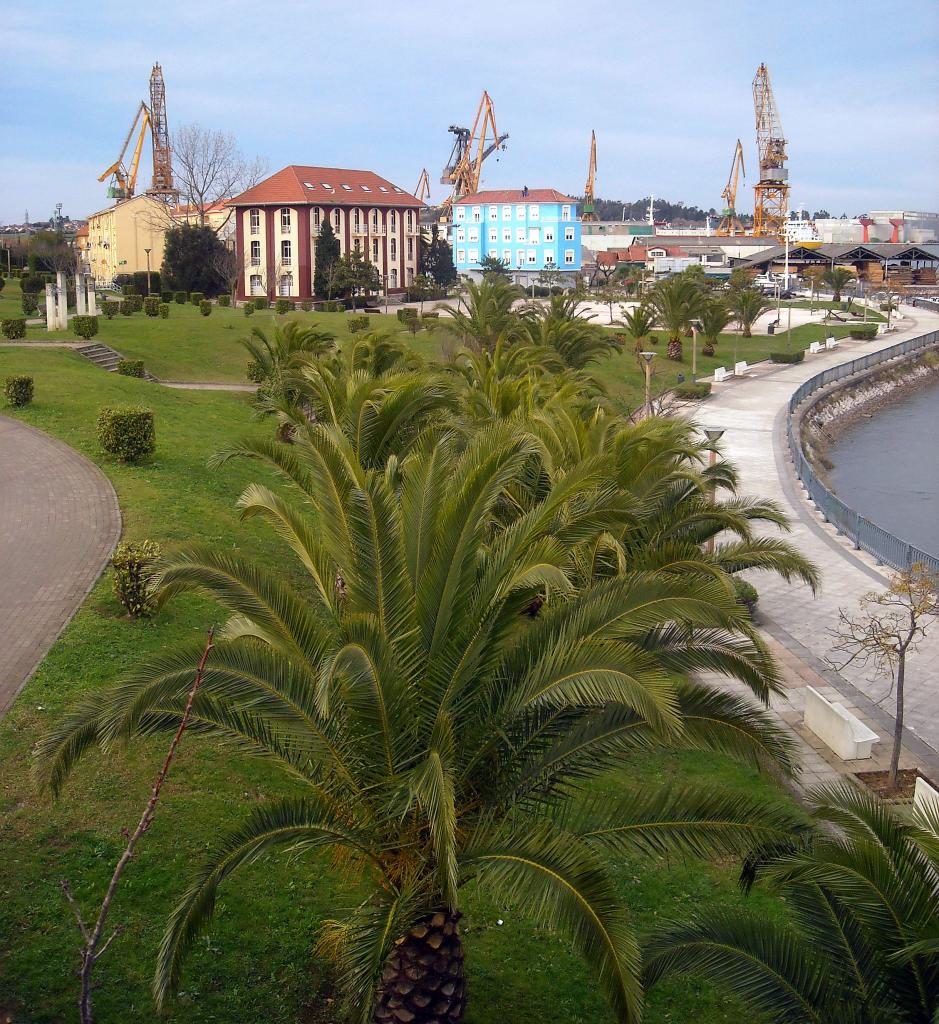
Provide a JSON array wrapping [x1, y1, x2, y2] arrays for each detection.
[[457, 248, 466, 263], [280, 207, 291, 231], [529, 205, 540, 220], [407, 267, 414, 285], [314, 207, 321, 229], [456, 207, 465, 221], [373, 239, 379, 261], [517, 250, 526, 267], [561, 205, 571, 221], [502, 205, 511, 219], [527, 249, 537, 264], [250, 240, 261, 266], [516, 228, 525, 242], [489, 228, 498, 243], [354, 238, 361, 252], [503, 228, 511, 243], [564, 249, 575, 264], [333, 209, 341, 230], [544, 251, 557, 267], [406, 210, 413, 231], [390, 268, 398, 288], [528, 228, 540, 244], [468, 229, 479, 242], [407, 237, 413, 260], [250, 273, 263, 295], [502, 249, 511, 263], [353, 209, 361, 232], [456, 227, 466, 242], [544, 227, 555, 242], [564, 226, 575, 241], [468, 248, 479, 264], [390, 210, 397, 232], [372, 213, 379, 233], [472, 206, 481, 222], [390, 238, 397, 260], [516, 205, 525, 219], [281, 239, 292, 265], [279, 273, 293, 296], [249, 208, 260, 234], [488, 205, 498, 220]]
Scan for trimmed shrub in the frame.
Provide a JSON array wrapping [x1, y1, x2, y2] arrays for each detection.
[[72, 315, 99, 340], [673, 381, 712, 400], [129, 295, 143, 312], [850, 326, 877, 340], [160, 290, 173, 303], [275, 298, 291, 315], [1, 318, 26, 340], [321, 299, 343, 312], [132, 270, 160, 296], [420, 316, 440, 332], [190, 291, 205, 306], [199, 300, 212, 317], [20, 274, 44, 295], [396, 307, 418, 324], [174, 291, 188, 304], [422, 311, 440, 319], [121, 284, 136, 297], [117, 359, 145, 378], [770, 350, 805, 364], [101, 300, 119, 320], [96, 406, 155, 462], [253, 296, 269, 310], [246, 359, 266, 383], [119, 299, 135, 316], [159, 303, 170, 319], [21, 293, 39, 315], [243, 303, 255, 317], [0, 277, 5, 292], [111, 540, 161, 618], [144, 296, 161, 317], [300, 300, 313, 312], [732, 577, 759, 618], [4, 375, 33, 406], [217, 294, 231, 307], [348, 315, 370, 334]]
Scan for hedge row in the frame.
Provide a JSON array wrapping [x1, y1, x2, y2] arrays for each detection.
[[769, 350, 804, 364]]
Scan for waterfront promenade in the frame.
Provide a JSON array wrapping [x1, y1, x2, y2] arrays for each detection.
[[694, 308, 939, 786]]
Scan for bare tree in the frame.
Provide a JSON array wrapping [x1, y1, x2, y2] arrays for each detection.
[[211, 245, 241, 302], [172, 124, 267, 233], [828, 563, 938, 791]]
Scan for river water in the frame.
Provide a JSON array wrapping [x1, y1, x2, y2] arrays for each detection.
[[828, 379, 939, 557]]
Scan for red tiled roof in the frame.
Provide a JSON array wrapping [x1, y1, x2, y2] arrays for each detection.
[[75, 225, 89, 237], [456, 189, 575, 205], [230, 166, 422, 208], [172, 200, 231, 216]]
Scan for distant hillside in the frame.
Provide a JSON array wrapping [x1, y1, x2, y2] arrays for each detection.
[[585, 197, 753, 227]]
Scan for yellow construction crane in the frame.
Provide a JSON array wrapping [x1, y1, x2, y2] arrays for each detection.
[[752, 63, 789, 237], [414, 168, 431, 203], [582, 130, 598, 221], [98, 62, 177, 203], [715, 138, 746, 236], [98, 100, 151, 199], [439, 90, 508, 218]]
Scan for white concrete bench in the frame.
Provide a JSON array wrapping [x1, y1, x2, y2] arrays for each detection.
[[713, 367, 730, 383], [809, 341, 823, 354], [803, 685, 879, 760], [734, 361, 748, 377], [825, 337, 839, 350], [914, 776, 939, 814]]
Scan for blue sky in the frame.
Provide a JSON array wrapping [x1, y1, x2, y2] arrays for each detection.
[[2, 0, 937, 223]]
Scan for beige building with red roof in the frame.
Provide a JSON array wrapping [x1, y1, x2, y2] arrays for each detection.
[[229, 165, 422, 301]]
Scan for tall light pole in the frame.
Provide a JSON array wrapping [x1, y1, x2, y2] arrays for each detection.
[[144, 247, 152, 296], [691, 323, 699, 381], [640, 351, 656, 418], [702, 426, 725, 553]]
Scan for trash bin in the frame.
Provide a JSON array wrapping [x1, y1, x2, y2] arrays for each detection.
[[676, 373, 685, 384], [768, 323, 776, 335]]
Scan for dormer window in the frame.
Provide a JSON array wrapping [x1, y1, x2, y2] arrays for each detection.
[[341, 184, 352, 191], [361, 185, 371, 192]]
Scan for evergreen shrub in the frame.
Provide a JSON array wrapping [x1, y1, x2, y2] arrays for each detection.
[[111, 540, 161, 618], [72, 315, 99, 340], [1, 318, 26, 340], [4, 374, 33, 405], [96, 407, 155, 461]]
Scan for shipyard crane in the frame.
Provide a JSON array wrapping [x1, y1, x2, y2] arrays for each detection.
[[752, 63, 789, 237], [98, 62, 177, 203], [439, 90, 508, 218], [715, 138, 746, 236], [582, 130, 598, 221], [414, 168, 431, 203]]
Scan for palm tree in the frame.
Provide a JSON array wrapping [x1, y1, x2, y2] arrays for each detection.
[[822, 266, 856, 304], [440, 277, 522, 350], [646, 782, 939, 1024], [803, 266, 826, 311], [729, 287, 772, 339], [622, 305, 656, 353], [239, 321, 335, 383], [39, 425, 806, 1024], [520, 293, 623, 369], [698, 298, 731, 357], [646, 276, 707, 361]]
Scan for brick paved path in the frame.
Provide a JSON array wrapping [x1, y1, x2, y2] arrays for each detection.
[[0, 416, 121, 716]]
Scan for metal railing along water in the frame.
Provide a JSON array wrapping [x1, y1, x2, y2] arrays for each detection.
[[787, 329, 939, 576]]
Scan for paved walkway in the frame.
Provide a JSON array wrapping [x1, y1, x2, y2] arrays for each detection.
[[0, 416, 121, 716], [693, 308, 939, 788]]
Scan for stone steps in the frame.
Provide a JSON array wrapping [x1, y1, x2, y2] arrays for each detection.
[[75, 343, 159, 382]]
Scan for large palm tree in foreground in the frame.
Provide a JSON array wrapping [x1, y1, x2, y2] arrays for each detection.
[[39, 425, 806, 1024], [646, 275, 707, 362], [646, 783, 939, 1023]]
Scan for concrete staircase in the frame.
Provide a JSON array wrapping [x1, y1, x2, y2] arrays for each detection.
[[75, 343, 159, 382]]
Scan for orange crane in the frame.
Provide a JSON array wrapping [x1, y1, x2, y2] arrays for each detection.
[[439, 90, 508, 218], [582, 130, 598, 221], [414, 168, 431, 203], [715, 138, 746, 236], [98, 62, 176, 202], [752, 63, 789, 237]]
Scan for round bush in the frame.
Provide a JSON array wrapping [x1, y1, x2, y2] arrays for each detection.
[[96, 407, 155, 462], [159, 303, 170, 319], [111, 540, 161, 618], [1, 318, 27, 340], [144, 296, 161, 317], [348, 315, 369, 334], [217, 294, 231, 307], [254, 296, 269, 310], [396, 308, 418, 324], [117, 358, 145, 378], [190, 291, 205, 306], [732, 577, 759, 618], [20, 274, 44, 295], [119, 299, 135, 317], [101, 300, 119, 320], [4, 375, 33, 406], [274, 298, 290, 315], [72, 315, 99, 340], [243, 303, 255, 317], [121, 284, 136, 297], [160, 290, 173, 303], [21, 293, 39, 315], [199, 300, 212, 317], [174, 291, 187, 304], [300, 300, 313, 312], [130, 295, 143, 312]]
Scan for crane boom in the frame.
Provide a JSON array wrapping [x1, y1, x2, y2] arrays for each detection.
[[98, 101, 150, 199], [582, 130, 598, 222], [715, 139, 746, 236], [752, 63, 789, 237], [439, 90, 508, 218], [415, 168, 431, 203]]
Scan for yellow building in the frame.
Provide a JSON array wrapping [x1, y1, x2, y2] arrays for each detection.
[[85, 194, 171, 285]]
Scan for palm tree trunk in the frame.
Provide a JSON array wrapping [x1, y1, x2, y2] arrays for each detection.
[[666, 335, 683, 361], [374, 911, 466, 1024], [889, 651, 905, 791]]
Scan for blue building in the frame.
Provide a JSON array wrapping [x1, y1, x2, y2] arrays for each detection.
[[452, 188, 582, 282]]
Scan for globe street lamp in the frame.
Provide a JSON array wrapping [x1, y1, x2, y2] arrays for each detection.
[[639, 351, 656, 418], [144, 247, 152, 296]]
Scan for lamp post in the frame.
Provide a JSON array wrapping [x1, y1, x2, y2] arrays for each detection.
[[639, 351, 656, 418], [702, 426, 725, 553], [144, 248, 152, 296], [691, 323, 699, 381]]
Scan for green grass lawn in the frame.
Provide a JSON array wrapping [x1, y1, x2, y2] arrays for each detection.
[[0, 277, 26, 318], [0, 346, 795, 1023]]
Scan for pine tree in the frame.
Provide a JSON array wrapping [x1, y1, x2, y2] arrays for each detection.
[[423, 225, 457, 288], [313, 221, 341, 299]]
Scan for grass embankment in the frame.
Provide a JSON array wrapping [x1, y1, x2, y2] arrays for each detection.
[[0, 346, 794, 1023]]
